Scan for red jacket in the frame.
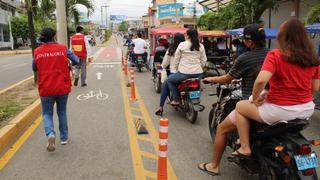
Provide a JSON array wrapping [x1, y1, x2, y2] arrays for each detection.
[[34, 44, 71, 97], [70, 34, 87, 59]]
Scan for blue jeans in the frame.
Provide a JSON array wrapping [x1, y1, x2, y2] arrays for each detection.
[[40, 94, 69, 141], [160, 80, 170, 108], [167, 72, 203, 102]]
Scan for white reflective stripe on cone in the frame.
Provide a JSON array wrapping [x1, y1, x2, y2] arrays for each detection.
[[159, 139, 168, 145], [159, 151, 167, 158], [159, 126, 168, 133]]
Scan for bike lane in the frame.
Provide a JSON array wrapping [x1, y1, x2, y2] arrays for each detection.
[[0, 37, 136, 179]]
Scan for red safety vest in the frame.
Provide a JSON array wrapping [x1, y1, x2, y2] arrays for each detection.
[[70, 34, 87, 59], [34, 44, 71, 97]]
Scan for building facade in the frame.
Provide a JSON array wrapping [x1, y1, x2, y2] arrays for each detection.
[[0, 0, 20, 49]]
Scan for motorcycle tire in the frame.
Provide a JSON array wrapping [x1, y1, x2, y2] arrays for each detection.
[[208, 103, 218, 142], [154, 76, 161, 94], [186, 100, 198, 124], [137, 65, 142, 72], [258, 156, 278, 180]]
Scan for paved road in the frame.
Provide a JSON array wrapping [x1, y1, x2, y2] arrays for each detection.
[[0, 47, 100, 90], [0, 36, 319, 179]]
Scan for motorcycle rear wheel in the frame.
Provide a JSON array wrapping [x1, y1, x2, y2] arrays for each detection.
[[186, 101, 198, 124], [154, 76, 161, 93], [209, 103, 218, 142]]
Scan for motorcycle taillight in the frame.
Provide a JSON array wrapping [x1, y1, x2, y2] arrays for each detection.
[[303, 169, 316, 176], [300, 145, 311, 155], [189, 80, 200, 89]]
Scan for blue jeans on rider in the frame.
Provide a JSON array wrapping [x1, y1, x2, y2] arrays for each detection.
[[167, 72, 203, 102], [159, 72, 173, 108], [40, 94, 69, 141]]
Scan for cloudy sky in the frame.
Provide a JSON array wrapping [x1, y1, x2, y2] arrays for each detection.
[[84, 0, 194, 23]]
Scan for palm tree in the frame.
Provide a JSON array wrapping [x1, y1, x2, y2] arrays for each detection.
[[24, 0, 38, 52], [305, 3, 320, 24]]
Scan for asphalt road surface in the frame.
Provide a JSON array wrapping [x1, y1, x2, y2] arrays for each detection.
[[0, 35, 319, 180], [0, 47, 100, 90]]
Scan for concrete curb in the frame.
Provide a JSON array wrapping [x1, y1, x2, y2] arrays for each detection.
[[0, 50, 32, 56], [0, 99, 41, 154], [0, 76, 34, 96]]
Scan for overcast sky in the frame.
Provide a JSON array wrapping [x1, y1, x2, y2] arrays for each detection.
[[83, 0, 194, 23]]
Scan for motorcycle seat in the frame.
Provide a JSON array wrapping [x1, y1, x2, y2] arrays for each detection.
[[181, 78, 200, 84], [253, 119, 309, 138]]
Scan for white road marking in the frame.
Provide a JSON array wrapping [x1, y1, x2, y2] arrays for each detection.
[[91, 62, 121, 65], [96, 72, 103, 80], [77, 90, 109, 101]]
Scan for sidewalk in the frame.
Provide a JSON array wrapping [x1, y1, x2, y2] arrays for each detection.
[[0, 49, 32, 55]]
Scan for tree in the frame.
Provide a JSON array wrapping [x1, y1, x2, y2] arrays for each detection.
[[198, 0, 279, 30], [118, 21, 129, 32], [66, 0, 94, 28], [305, 3, 320, 24], [24, 0, 38, 52], [11, 16, 29, 41]]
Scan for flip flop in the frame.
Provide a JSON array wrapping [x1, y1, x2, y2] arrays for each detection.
[[231, 150, 251, 159], [198, 163, 220, 176]]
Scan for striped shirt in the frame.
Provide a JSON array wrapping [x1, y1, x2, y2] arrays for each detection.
[[229, 47, 269, 99]]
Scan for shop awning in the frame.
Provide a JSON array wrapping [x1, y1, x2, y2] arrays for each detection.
[[305, 23, 320, 33], [199, 0, 231, 12], [225, 28, 279, 39]]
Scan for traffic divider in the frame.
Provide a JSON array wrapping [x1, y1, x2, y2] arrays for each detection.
[[158, 118, 169, 180], [129, 67, 137, 101], [124, 57, 128, 77]]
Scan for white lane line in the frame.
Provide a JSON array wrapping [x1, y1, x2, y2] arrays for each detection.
[[91, 62, 121, 65]]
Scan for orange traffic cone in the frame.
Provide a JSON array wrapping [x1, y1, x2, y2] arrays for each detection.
[[130, 67, 137, 101]]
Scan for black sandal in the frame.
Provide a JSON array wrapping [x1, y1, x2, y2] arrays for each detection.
[[231, 150, 251, 159], [155, 109, 163, 116], [198, 163, 220, 176]]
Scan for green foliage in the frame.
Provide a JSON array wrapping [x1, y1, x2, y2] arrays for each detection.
[[198, 0, 279, 30], [118, 21, 129, 32], [66, 0, 94, 28], [34, 19, 56, 34], [104, 29, 112, 42], [11, 16, 29, 39], [305, 3, 320, 24]]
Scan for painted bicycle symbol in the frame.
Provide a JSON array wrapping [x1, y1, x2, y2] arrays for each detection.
[[77, 90, 109, 101]]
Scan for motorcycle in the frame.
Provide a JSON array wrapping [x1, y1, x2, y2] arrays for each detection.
[[169, 78, 205, 123], [206, 81, 319, 180]]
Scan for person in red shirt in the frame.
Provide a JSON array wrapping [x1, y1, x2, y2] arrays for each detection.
[[33, 28, 79, 152], [232, 18, 320, 158], [70, 26, 93, 87]]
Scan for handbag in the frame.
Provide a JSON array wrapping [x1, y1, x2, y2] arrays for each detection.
[[161, 69, 167, 83]]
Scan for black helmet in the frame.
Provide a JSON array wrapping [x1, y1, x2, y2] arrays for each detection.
[[243, 24, 266, 41]]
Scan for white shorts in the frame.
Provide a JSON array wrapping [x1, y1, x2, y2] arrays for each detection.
[[258, 101, 315, 125]]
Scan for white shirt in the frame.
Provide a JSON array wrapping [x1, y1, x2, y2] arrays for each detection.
[[69, 33, 92, 57], [173, 40, 207, 74], [162, 51, 177, 73], [132, 38, 147, 54]]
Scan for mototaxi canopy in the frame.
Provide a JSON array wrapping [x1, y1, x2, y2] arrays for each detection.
[[225, 28, 279, 39], [305, 23, 320, 33], [150, 27, 188, 35], [199, 30, 230, 38]]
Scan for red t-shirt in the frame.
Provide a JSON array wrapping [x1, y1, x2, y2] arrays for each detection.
[[261, 49, 320, 106]]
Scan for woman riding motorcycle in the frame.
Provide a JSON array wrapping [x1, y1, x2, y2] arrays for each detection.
[[167, 29, 207, 105], [233, 18, 320, 158], [198, 24, 269, 176], [155, 33, 185, 116]]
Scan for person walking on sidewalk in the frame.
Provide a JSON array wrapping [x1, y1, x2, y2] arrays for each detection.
[[32, 28, 79, 152], [70, 26, 93, 87]]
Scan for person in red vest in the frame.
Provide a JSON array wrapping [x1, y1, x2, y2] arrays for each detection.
[[70, 26, 92, 87], [32, 28, 79, 152]]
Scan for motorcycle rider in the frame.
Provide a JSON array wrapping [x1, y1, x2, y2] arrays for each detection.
[[166, 29, 207, 105], [233, 18, 320, 158], [198, 24, 269, 176], [155, 33, 185, 116], [132, 32, 148, 65]]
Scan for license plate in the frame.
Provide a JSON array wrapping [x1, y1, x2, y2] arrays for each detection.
[[189, 91, 201, 99], [294, 153, 319, 171]]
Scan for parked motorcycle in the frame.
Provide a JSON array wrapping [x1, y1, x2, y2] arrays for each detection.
[[169, 78, 205, 123], [206, 81, 319, 180]]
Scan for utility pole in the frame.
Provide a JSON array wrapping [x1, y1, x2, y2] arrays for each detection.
[[175, 0, 179, 25], [101, 6, 103, 27], [101, 5, 110, 28], [56, 0, 68, 46]]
